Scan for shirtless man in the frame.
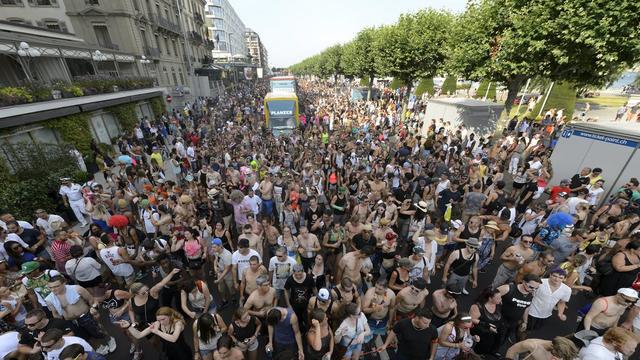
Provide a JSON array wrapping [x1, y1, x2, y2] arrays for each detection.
[[307, 288, 337, 325], [259, 173, 275, 218], [430, 284, 460, 328], [243, 274, 277, 322], [384, 195, 398, 224], [492, 234, 536, 288], [261, 217, 280, 260], [505, 337, 578, 360], [368, 175, 387, 203], [374, 218, 395, 243], [514, 249, 554, 283], [336, 246, 374, 287], [239, 224, 263, 259], [331, 278, 361, 309], [44, 275, 115, 355], [580, 288, 638, 335], [395, 278, 429, 321], [363, 278, 396, 339], [239, 256, 268, 304]]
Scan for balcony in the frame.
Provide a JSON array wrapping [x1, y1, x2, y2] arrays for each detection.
[[152, 14, 181, 35], [204, 39, 215, 50], [143, 46, 160, 58], [189, 31, 203, 44], [193, 13, 204, 24]]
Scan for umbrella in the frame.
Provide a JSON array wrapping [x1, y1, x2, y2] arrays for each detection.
[[117, 155, 133, 165], [108, 214, 129, 228]]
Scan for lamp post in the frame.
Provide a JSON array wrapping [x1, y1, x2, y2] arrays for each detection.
[[139, 55, 151, 77], [16, 41, 41, 82]]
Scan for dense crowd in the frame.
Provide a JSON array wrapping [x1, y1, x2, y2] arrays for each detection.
[[0, 78, 639, 360]]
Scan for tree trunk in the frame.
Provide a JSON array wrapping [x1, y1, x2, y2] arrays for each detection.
[[495, 75, 525, 135], [367, 73, 374, 101], [401, 79, 413, 123]]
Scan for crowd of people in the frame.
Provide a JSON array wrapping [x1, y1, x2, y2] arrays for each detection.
[[0, 78, 639, 360]]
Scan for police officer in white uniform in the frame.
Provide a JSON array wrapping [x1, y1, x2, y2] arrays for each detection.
[[58, 178, 88, 227]]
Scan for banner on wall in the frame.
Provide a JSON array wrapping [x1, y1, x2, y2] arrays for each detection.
[[257, 68, 263, 79], [243, 67, 255, 80]]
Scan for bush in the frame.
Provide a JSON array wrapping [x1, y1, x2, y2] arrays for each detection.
[[475, 80, 496, 100], [359, 78, 370, 87], [415, 78, 435, 97], [108, 103, 138, 131], [441, 77, 457, 95], [0, 87, 33, 106], [44, 113, 92, 156], [150, 97, 166, 119]]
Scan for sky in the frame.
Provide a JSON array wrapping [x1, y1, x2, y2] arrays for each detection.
[[232, 0, 468, 68]]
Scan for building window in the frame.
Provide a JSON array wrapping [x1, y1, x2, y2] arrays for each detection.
[[93, 24, 113, 47], [164, 37, 170, 55], [172, 40, 178, 56], [1, 0, 23, 6], [211, 5, 223, 18], [212, 18, 223, 28], [132, 0, 139, 10], [85, 0, 98, 5], [6, 17, 27, 23], [179, 70, 184, 85], [155, 34, 162, 53], [31, 0, 56, 5]]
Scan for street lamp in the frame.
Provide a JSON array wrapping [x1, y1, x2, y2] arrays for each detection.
[[16, 41, 41, 82], [139, 55, 151, 77], [92, 50, 108, 62]]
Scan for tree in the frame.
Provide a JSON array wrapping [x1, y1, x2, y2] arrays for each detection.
[[475, 80, 496, 100], [374, 9, 453, 113], [447, 0, 640, 118], [441, 76, 457, 95], [341, 27, 379, 99], [415, 78, 435, 97], [390, 78, 405, 90], [323, 44, 344, 81]]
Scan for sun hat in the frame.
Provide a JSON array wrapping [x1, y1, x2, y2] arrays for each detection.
[[466, 238, 480, 248], [414, 201, 429, 212], [484, 221, 500, 231]]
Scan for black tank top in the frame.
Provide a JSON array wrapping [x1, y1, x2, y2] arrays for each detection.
[[101, 289, 125, 310], [456, 225, 482, 249], [392, 269, 408, 288], [500, 284, 532, 321], [132, 294, 159, 327], [334, 196, 347, 215], [233, 316, 257, 341], [450, 249, 476, 276]]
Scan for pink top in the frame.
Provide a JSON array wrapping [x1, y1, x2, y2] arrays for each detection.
[[184, 239, 202, 258]]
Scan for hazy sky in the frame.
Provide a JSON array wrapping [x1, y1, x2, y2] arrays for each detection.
[[232, 0, 468, 68]]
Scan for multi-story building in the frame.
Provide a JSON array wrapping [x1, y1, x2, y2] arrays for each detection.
[[204, 0, 248, 80], [62, 0, 214, 100], [244, 28, 268, 77], [0, 0, 75, 33]]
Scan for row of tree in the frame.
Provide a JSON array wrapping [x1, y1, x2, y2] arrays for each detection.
[[289, 0, 640, 115]]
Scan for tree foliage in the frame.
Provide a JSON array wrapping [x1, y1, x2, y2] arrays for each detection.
[[530, 82, 578, 119], [475, 80, 496, 100], [441, 77, 457, 95], [415, 78, 435, 97]]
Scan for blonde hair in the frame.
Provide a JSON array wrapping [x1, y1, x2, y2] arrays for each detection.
[[156, 306, 184, 325], [550, 337, 578, 360], [130, 282, 146, 295], [603, 327, 636, 352]]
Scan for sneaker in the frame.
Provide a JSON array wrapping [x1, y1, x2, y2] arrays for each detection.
[[107, 336, 117, 352], [95, 345, 110, 355], [463, 288, 469, 295], [129, 343, 136, 354]]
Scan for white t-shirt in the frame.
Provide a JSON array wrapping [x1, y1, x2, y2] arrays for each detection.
[[529, 279, 571, 319], [36, 215, 65, 239], [578, 337, 621, 360], [214, 248, 233, 280], [46, 336, 93, 360], [243, 195, 262, 215], [0, 234, 30, 261], [0, 220, 34, 231], [141, 209, 159, 234], [268, 256, 297, 290], [566, 197, 589, 215], [231, 249, 261, 279], [65, 257, 102, 282], [587, 185, 605, 206], [0, 331, 19, 359]]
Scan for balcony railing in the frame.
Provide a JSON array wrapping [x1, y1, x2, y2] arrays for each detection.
[[144, 46, 160, 58], [152, 14, 181, 34], [189, 31, 203, 44], [204, 39, 215, 50], [193, 13, 204, 24]]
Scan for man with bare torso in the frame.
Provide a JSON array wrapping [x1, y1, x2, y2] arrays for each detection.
[[240, 255, 268, 304], [430, 284, 460, 328], [44, 276, 115, 355], [368, 176, 387, 203], [243, 274, 277, 322], [515, 249, 554, 283], [337, 246, 374, 288], [580, 288, 638, 335], [395, 278, 429, 321], [363, 278, 396, 341], [492, 234, 536, 288], [505, 337, 578, 360]]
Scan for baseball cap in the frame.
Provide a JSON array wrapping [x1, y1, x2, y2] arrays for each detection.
[[20, 261, 40, 275], [211, 238, 222, 246], [413, 246, 425, 254], [618, 288, 638, 299], [318, 288, 330, 301]]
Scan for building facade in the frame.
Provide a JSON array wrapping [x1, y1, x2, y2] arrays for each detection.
[[62, 0, 213, 100], [0, 0, 75, 33], [205, 0, 247, 64], [244, 28, 268, 76]]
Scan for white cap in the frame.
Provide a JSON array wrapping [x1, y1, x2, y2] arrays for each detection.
[[618, 288, 638, 299], [318, 288, 330, 301]]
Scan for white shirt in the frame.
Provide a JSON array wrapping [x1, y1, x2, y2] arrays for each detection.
[[243, 195, 262, 215], [529, 279, 571, 319], [46, 336, 93, 360], [566, 197, 589, 215], [0, 331, 19, 359], [58, 183, 84, 201], [268, 256, 297, 290], [36, 215, 65, 239], [578, 337, 621, 360], [0, 234, 30, 261], [0, 220, 34, 231], [231, 249, 261, 279], [100, 246, 134, 277], [141, 209, 159, 234], [65, 257, 102, 282]]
